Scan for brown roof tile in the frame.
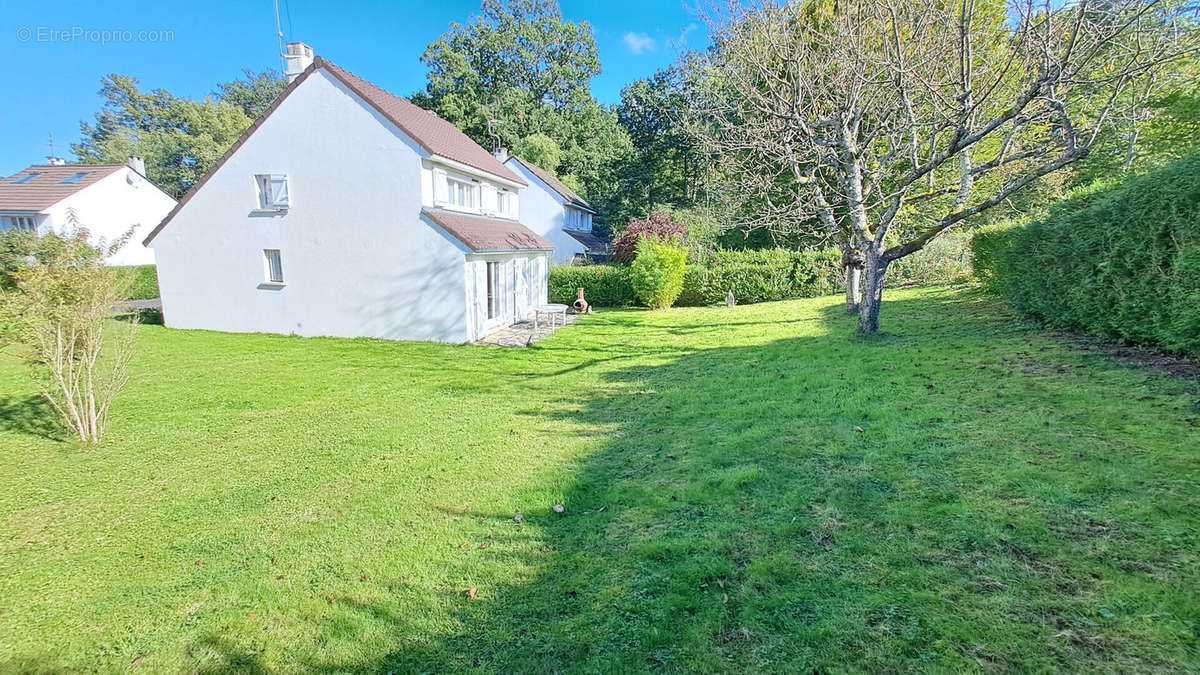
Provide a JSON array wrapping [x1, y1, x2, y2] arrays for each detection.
[[423, 209, 553, 252], [319, 60, 524, 185], [0, 164, 126, 212], [508, 156, 595, 213]]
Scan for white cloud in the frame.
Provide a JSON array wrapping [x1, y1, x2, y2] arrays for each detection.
[[622, 32, 657, 55]]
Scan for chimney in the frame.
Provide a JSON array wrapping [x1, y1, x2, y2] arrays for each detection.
[[46, 156, 65, 165], [284, 42, 315, 82], [127, 156, 146, 175], [494, 147, 509, 163]]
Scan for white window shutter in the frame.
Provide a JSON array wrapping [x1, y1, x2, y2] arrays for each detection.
[[433, 169, 448, 204], [482, 185, 497, 213], [269, 175, 290, 207]]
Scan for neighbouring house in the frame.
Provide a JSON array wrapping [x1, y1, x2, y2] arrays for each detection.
[[0, 158, 176, 266], [503, 154, 609, 263], [143, 43, 553, 343]]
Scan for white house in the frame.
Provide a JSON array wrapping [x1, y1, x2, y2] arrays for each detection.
[[144, 45, 553, 343], [0, 159, 176, 265], [503, 154, 609, 264]]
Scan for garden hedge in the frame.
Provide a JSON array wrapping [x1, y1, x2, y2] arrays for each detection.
[[549, 264, 637, 306], [971, 154, 1200, 356], [118, 265, 160, 300], [678, 249, 843, 305], [551, 248, 845, 308]]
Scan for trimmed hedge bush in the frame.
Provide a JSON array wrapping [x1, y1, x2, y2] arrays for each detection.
[[679, 249, 843, 306], [632, 239, 688, 309], [551, 248, 845, 308], [970, 154, 1200, 356], [117, 265, 160, 300], [549, 264, 636, 306]]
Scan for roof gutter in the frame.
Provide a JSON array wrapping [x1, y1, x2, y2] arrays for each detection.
[[429, 155, 527, 190]]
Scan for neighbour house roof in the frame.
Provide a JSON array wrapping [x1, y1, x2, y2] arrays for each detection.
[[508, 156, 596, 214], [422, 209, 553, 252], [0, 164, 126, 212], [144, 56, 524, 246], [564, 229, 610, 251]]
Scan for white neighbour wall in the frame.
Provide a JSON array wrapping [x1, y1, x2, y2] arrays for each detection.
[[151, 69, 470, 342], [40, 168, 176, 266], [506, 162, 586, 265]]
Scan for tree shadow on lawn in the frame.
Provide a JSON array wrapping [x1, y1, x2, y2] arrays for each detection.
[[298, 291, 1200, 671], [0, 394, 67, 441]]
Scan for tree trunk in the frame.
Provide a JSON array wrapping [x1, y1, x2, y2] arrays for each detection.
[[857, 252, 889, 334], [842, 250, 864, 314], [845, 266, 861, 314]]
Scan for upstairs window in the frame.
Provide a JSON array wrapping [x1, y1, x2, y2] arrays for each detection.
[[447, 177, 478, 210], [263, 249, 284, 284], [13, 173, 41, 184], [496, 190, 511, 216], [3, 216, 36, 231], [59, 172, 89, 184], [255, 174, 290, 210]]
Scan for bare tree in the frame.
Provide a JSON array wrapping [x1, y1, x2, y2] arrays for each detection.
[[690, 0, 1197, 332], [0, 229, 135, 443]]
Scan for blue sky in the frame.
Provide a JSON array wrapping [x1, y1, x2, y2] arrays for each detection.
[[0, 1, 706, 176]]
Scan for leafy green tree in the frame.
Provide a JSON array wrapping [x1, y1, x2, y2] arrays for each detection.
[[415, 0, 632, 222], [73, 70, 286, 197], [512, 133, 563, 172], [616, 66, 708, 222], [216, 69, 288, 119]]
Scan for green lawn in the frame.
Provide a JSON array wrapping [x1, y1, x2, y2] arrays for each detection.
[[0, 286, 1196, 672]]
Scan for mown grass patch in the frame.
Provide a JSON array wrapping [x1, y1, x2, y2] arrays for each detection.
[[0, 286, 1196, 671]]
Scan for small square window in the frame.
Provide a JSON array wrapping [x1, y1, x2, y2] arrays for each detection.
[[13, 172, 41, 184], [256, 174, 290, 209], [59, 172, 89, 184], [263, 249, 284, 284]]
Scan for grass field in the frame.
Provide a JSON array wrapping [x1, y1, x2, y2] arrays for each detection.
[[0, 286, 1196, 671]]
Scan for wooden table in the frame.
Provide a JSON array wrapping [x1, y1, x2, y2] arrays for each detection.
[[533, 303, 569, 330]]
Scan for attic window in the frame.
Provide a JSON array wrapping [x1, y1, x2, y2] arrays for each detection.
[[13, 173, 41, 184], [59, 172, 89, 184], [447, 177, 478, 210], [255, 174, 290, 210]]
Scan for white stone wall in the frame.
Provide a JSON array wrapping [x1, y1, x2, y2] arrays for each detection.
[[151, 70, 472, 342]]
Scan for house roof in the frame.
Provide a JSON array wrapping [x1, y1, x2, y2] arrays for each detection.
[[144, 56, 523, 246], [320, 60, 524, 186], [0, 164, 127, 212], [507, 156, 596, 214], [564, 229, 610, 251], [423, 209, 553, 252]]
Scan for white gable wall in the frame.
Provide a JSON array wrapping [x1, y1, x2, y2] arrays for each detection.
[[39, 168, 176, 266], [506, 161, 586, 265], [151, 70, 470, 342]]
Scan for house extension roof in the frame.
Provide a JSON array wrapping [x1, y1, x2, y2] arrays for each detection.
[[423, 209, 553, 252], [0, 164, 126, 212], [144, 55, 524, 246], [564, 229, 610, 251], [508, 156, 596, 214]]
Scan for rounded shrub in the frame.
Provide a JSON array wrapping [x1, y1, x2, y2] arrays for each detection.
[[631, 238, 688, 309]]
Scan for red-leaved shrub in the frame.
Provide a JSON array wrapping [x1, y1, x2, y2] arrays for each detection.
[[611, 212, 687, 263]]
